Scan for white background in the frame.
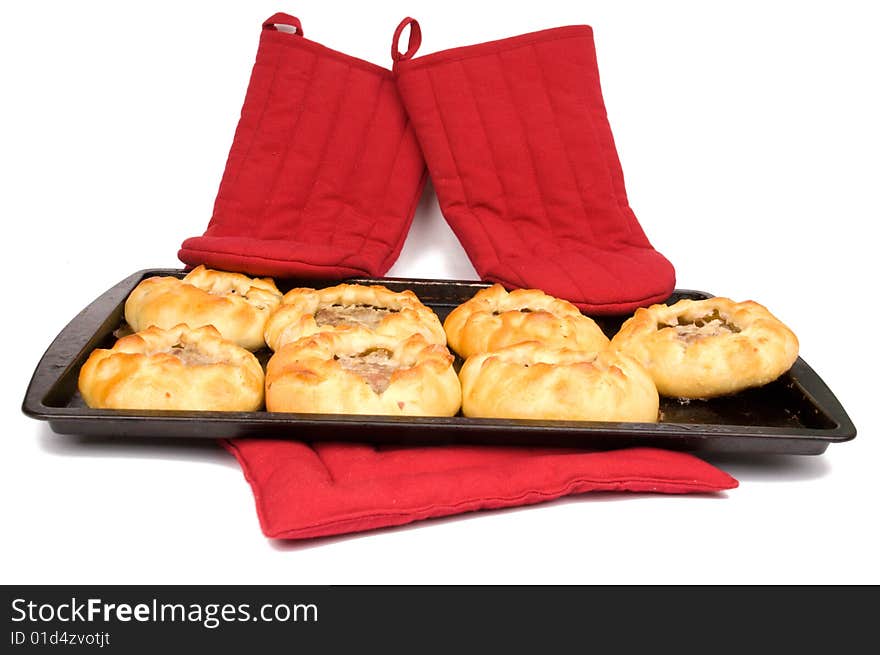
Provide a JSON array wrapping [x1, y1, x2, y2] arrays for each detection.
[[2, 0, 877, 584]]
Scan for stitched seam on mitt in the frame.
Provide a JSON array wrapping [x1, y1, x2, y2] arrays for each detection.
[[328, 75, 387, 250], [226, 37, 285, 195], [424, 66, 524, 286], [494, 49, 592, 301], [348, 107, 410, 265], [293, 61, 351, 231]]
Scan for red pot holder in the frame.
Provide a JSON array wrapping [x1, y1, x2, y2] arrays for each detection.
[[225, 440, 737, 540], [179, 14, 427, 279], [391, 18, 676, 314]]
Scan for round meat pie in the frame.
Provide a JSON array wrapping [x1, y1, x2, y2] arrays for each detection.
[[443, 284, 609, 359], [265, 329, 461, 416], [263, 283, 446, 351], [459, 341, 659, 423], [610, 297, 799, 398], [78, 324, 264, 411], [124, 265, 282, 350]]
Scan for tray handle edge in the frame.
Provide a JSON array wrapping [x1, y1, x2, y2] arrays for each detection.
[[21, 269, 153, 419]]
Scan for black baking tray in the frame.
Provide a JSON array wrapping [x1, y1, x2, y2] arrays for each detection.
[[23, 269, 856, 455]]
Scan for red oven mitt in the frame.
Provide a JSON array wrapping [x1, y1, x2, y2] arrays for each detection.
[[179, 14, 427, 279], [224, 439, 737, 540], [391, 19, 675, 314]]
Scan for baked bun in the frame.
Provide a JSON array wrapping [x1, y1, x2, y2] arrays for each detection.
[[459, 342, 659, 422], [124, 265, 282, 350], [78, 324, 264, 411], [266, 329, 461, 416], [610, 297, 799, 399], [443, 284, 609, 359], [263, 283, 446, 352]]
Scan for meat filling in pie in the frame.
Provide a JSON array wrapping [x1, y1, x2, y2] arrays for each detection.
[[657, 309, 742, 342], [334, 347, 405, 394], [315, 304, 400, 330], [263, 284, 447, 352], [159, 342, 225, 367]]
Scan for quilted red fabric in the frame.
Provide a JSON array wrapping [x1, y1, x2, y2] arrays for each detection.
[[392, 19, 676, 314], [225, 440, 737, 540], [179, 13, 427, 279]]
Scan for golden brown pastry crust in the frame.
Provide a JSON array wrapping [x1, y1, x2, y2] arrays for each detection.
[[124, 265, 282, 351], [266, 329, 461, 416], [78, 324, 264, 411], [610, 297, 799, 398], [263, 283, 446, 352], [443, 284, 609, 359], [459, 342, 659, 422]]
